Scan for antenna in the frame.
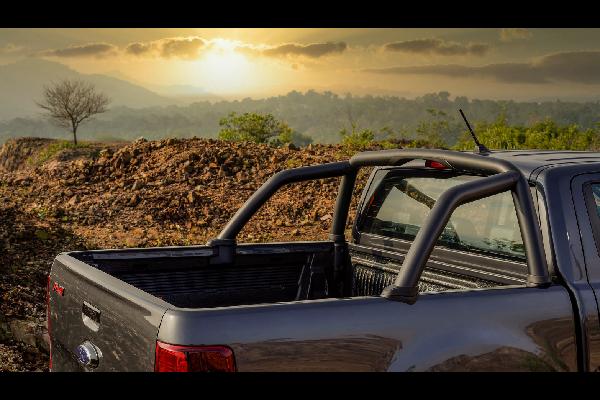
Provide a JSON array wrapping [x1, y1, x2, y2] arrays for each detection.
[[459, 109, 490, 154]]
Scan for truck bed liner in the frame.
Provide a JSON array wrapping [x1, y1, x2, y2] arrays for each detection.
[[70, 244, 331, 308]]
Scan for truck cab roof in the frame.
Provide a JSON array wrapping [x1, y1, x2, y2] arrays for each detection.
[[480, 150, 600, 178]]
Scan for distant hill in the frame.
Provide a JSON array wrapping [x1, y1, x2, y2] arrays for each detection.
[[0, 58, 180, 120], [2, 90, 600, 145]]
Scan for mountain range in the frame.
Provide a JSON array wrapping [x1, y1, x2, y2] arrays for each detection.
[[0, 58, 195, 120]]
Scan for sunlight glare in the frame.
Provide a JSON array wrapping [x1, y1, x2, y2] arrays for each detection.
[[192, 39, 256, 93]]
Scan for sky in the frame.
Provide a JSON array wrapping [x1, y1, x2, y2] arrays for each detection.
[[2, 28, 600, 101]]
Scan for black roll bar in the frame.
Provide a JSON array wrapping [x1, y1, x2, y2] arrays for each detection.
[[215, 161, 354, 241], [208, 148, 552, 303]]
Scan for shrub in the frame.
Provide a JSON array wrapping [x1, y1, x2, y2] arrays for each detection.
[[218, 112, 306, 146], [339, 123, 375, 153]]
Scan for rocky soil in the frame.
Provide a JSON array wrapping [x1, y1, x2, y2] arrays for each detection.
[[0, 137, 380, 371]]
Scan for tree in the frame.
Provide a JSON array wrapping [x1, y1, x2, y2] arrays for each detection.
[[36, 79, 110, 144], [218, 112, 298, 145], [415, 109, 451, 148]]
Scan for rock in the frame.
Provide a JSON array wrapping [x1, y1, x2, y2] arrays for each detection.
[[9, 320, 37, 347], [0, 320, 11, 341], [131, 180, 144, 191], [38, 331, 50, 354], [117, 150, 132, 167], [67, 195, 78, 206], [187, 191, 195, 204], [99, 148, 113, 158], [319, 213, 333, 221], [129, 194, 140, 206], [310, 209, 319, 221], [183, 161, 194, 173]]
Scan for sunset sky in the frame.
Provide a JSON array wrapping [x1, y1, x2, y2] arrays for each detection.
[[2, 28, 600, 100]]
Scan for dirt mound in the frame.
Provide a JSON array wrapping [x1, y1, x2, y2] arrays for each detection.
[[7, 137, 374, 247], [0, 137, 386, 371], [0, 137, 126, 174], [0, 138, 55, 172]]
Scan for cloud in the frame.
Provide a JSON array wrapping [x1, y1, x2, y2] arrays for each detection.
[[535, 51, 600, 83], [500, 28, 533, 42], [245, 41, 348, 59], [126, 36, 206, 60], [364, 63, 543, 83], [383, 38, 489, 56], [0, 43, 23, 54], [160, 37, 206, 59], [363, 51, 600, 85], [37, 37, 346, 63], [124, 41, 156, 56], [41, 43, 118, 58]]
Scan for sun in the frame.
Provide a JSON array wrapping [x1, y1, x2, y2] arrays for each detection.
[[191, 39, 256, 93]]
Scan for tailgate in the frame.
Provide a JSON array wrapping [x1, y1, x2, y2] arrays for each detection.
[[48, 253, 171, 371]]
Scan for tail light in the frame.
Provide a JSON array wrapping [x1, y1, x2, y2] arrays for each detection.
[[155, 341, 236, 372], [425, 160, 449, 170], [46, 274, 52, 371]]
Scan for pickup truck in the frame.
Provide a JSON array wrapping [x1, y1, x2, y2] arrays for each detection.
[[46, 148, 600, 372]]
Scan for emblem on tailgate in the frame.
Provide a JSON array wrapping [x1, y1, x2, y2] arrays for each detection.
[[52, 281, 65, 296], [75, 341, 100, 369]]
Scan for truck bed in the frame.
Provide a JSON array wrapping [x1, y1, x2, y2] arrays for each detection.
[[71, 242, 334, 308], [69, 241, 521, 309]]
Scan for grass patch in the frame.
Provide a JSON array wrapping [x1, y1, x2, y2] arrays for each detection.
[[26, 140, 91, 166]]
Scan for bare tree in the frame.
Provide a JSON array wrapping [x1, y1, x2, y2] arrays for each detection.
[[36, 79, 110, 145]]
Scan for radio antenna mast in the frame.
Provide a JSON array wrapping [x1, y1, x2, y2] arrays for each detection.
[[459, 109, 490, 154]]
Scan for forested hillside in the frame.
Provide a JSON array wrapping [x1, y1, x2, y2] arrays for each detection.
[[2, 91, 600, 145]]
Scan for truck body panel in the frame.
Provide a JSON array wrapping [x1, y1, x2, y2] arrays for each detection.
[[158, 285, 576, 372]]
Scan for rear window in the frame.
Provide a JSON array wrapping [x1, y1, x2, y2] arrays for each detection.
[[358, 171, 525, 260], [589, 184, 600, 217]]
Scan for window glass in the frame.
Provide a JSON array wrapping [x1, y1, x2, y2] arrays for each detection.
[[589, 184, 600, 217], [358, 173, 525, 260]]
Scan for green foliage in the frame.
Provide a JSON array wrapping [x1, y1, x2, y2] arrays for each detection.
[[339, 123, 375, 153], [453, 116, 600, 151], [415, 109, 453, 148], [35, 206, 50, 220], [339, 123, 416, 153], [218, 112, 306, 146]]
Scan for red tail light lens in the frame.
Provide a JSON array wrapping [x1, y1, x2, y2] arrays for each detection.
[[425, 160, 449, 170], [155, 341, 236, 372]]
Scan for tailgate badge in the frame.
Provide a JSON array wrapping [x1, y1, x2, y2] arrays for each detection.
[[52, 281, 65, 296], [76, 341, 100, 369]]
